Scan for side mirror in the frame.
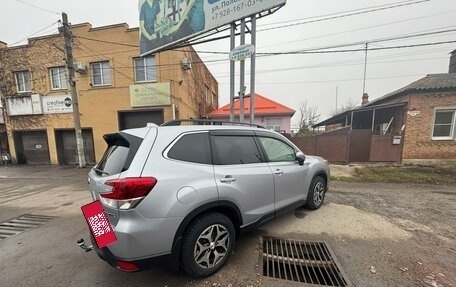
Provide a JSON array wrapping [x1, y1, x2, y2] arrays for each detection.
[[296, 151, 306, 166]]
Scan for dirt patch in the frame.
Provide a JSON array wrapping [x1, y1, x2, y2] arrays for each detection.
[[329, 164, 356, 178], [268, 203, 412, 241], [326, 181, 456, 287], [332, 164, 456, 185]]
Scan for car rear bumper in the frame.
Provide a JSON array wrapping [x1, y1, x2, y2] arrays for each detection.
[[89, 233, 181, 272]]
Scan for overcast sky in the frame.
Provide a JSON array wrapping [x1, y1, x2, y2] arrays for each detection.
[[1, 0, 455, 128]]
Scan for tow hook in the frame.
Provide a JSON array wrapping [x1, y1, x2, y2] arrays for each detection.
[[77, 238, 93, 252]]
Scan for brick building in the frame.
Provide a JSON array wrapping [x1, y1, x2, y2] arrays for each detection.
[[293, 61, 456, 163], [0, 23, 218, 165]]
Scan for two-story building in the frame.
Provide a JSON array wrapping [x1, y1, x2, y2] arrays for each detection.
[[0, 23, 218, 165]]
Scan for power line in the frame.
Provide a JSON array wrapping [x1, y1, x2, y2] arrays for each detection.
[[15, 0, 60, 15], [258, 40, 456, 55], [259, 10, 456, 49], [75, 36, 139, 48], [257, 0, 431, 32], [258, 0, 426, 28], [9, 21, 60, 46], [218, 74, 427, 85], [193, 27, 456, 55], [200, 46, 452, 69], [213, 56, 449, 78]]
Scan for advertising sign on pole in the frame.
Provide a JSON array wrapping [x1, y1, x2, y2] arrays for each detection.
[[139, 0, 286, 55], [229, 44, 255, 61]]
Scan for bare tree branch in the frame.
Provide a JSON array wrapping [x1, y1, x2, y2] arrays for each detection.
[[296, 100, 320, 137], [330, 97, 358, 116]]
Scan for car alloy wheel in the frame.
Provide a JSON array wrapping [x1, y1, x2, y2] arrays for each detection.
[[313, 181, 325, 206], [181, 213, 235, 278], [194, 224, 230, 268], [306, 176, 326, 210]]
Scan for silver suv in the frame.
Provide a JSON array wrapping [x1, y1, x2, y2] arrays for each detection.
[[85, 120, 329, 278]]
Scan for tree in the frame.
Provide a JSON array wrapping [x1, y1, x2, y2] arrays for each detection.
[[296, 100, 320, 137], [330, 97, 358, 116]]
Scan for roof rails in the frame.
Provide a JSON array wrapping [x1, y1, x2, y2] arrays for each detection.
[[161, 119, 265, 128]]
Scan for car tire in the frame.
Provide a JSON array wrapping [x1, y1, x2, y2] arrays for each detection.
[[181, 213, 235, 278], [305, 176, 326, 210]]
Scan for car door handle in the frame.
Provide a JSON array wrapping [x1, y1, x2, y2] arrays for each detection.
[[220, 176, 236, 183], [273, 169, 283, 175]]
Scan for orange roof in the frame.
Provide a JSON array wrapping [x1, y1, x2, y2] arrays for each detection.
[[208, 93, 295, 117]]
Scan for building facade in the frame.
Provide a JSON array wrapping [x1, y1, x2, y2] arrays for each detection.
[[0, 23, 218, 165], [300, 73, 456, 163]]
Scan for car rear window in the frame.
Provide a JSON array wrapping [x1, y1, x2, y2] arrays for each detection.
[[96, 132, 143, 176], [167, 132, 211, 164]]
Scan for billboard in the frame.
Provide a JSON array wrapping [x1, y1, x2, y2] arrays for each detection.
[[139, 0, 286, 55]]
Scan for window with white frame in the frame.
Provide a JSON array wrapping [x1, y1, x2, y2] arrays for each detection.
[[49, 66, 67, 90], [134, 56, 156, 82], [14, 71, 31, 92], [432, 109, 456, 140], [265, 118, 282, 132], [91, 61, 111, 86]]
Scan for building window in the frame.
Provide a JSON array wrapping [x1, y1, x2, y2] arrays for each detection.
[[134, 56, 156, 82], [265, 118, 282, 132], [205, 85, 210, 105], [49, 67, 67, 90], [212, 92, 217, 108], [14, 71, 31, 92], [90, 61, 111, 86], [432, 109, 455, 140]]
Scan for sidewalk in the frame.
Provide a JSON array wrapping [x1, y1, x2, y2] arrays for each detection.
[[0, 164, 92, 179]]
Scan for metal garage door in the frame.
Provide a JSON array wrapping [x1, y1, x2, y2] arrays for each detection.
[[14, 131, 50, 164], [118, 110, 164, 130], [55, 129, 96, 165]]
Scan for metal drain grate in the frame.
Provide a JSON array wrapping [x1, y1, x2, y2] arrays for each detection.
[[0, 214, 58, 240], [261, 236, 350, 286]]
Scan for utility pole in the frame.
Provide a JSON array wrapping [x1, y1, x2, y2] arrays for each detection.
[[62, 12, 86, 168], [362, 42, 368, 96], [249, 16, 256, 124], [239, 18, 246, 123]]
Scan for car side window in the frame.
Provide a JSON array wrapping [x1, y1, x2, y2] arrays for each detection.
[[259, 137, 296, 162], [168, 132, 211, 164], [212, 135, 263, 165]]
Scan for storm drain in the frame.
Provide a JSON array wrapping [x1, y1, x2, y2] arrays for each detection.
[[261, 236, 350, 286], [0, 214, 58, 240]]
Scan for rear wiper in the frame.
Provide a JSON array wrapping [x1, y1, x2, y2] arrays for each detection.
[[94, 168, 109, 176]]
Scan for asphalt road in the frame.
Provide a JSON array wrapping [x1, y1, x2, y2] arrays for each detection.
[[0, 165, 455, 287]]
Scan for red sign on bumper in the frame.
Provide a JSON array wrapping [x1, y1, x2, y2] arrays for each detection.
[[81, 201, 117, 248]]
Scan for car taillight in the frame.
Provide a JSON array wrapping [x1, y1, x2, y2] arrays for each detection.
[[100, 177, 157, 210]]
